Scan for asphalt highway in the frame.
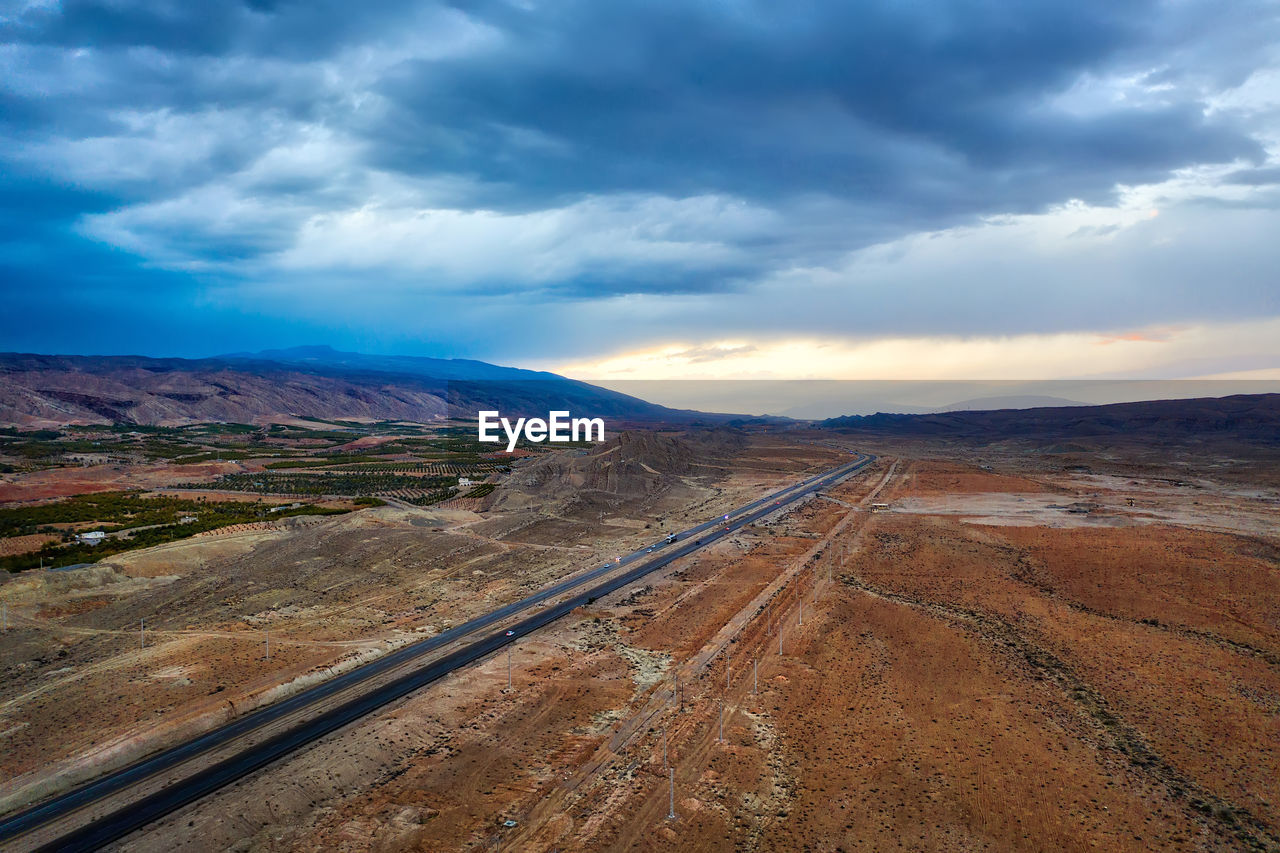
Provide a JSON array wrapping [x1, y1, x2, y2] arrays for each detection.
[[0, 449, 873, 851]]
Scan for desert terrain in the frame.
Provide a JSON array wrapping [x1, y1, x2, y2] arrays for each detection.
[[0, 428, 843, 827], [2, 420, 1279, 851], [31, 431, 1265, 852]]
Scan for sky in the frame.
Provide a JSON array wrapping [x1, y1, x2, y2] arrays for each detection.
[[2, 0, 1279, 381]]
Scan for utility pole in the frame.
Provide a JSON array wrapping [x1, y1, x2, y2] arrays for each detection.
[[798, 594, 803, 627], [663, 727, 668, 768], [667, 767, 676, 820]]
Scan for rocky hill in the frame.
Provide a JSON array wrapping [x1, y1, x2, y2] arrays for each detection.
[[0, 348, 683, 427], [492, 428, 747, 511], [822, 393, 1280, 442]]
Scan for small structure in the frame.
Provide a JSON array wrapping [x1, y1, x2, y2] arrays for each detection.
[[76, 530, 106, 545], [458, 476, 475, 488], [870, 502, 891, 512], [178, 515, 198, 524]]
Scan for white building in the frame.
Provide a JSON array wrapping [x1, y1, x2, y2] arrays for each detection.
[[76, 531, 106, 545], [458, 476, 475, 487]]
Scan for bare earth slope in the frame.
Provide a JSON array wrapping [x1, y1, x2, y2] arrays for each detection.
[[0, 432, 839, 838], [494, 429, 747, 510], [110, 435, 1280, 852], [0, 351, 676, 427]]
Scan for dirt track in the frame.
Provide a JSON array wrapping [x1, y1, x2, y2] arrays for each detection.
[[5, 435, 1279, 851], [0, 436, 844, 825]]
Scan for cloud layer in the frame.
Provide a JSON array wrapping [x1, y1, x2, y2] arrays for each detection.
[[1, 0, 1278, 372]]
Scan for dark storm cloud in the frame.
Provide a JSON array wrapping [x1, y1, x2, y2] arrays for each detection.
[[368, 0, 1261, 216], [2, 0, 424, 59], [0, 0, 1277, 357]]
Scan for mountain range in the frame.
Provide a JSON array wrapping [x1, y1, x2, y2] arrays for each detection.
[[821, 393, 1280, 441], [4, 347, 1278, 442], [0, 346, 682, 427]]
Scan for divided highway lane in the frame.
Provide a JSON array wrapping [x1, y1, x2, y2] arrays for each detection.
[[1, 451, 873, 852]]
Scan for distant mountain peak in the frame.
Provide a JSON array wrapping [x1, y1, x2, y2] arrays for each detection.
[[217, 346, 562, 382], [938, 395, 1087, 413], [220, 344, 359, 361], [258, 344, 342, 359]]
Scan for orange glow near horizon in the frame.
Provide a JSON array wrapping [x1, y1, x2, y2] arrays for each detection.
[[544, 318, 1280, 381]]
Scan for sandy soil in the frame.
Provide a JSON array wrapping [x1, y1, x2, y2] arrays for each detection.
[[0, 462, 244, 503], [0, 435, 844, 824], [7, 437, 1280, 852]]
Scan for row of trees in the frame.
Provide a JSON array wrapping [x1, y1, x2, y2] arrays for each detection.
[[191, 472, 461, 496], [1, 497, 349, 572]]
